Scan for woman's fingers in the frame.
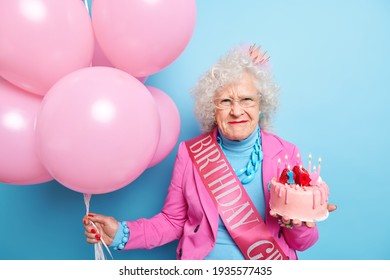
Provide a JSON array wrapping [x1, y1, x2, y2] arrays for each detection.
[[328, 204, 337, 212], [292, 218, 302, 227], [305, 221, 316, 228]]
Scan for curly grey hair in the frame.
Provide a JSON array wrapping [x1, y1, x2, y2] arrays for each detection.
[[191, 45, 279, 132]]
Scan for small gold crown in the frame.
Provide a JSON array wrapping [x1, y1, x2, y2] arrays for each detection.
[[248, 44, 270, 65]]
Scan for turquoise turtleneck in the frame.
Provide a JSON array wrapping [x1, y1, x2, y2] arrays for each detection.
[[204, 126, 265, 260]]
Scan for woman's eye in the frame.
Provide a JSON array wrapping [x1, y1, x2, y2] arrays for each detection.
[[220, 99, 232, 104]]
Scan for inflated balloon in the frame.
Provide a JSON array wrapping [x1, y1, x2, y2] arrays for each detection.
[[91, 34, 148, 84], [92, 34, 114, 68], [35, 67, 161, 194], [147, 86, 180, 168], [0, 78, 52, 185], [137, 76, 149, 84], [0, 0, 94, 95], [92, 0, 196, 77]]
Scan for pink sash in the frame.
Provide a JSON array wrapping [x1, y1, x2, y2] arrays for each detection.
[[185, 130, 288, 260]]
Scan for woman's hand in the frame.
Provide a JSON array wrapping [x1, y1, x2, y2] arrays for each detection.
[[270, 203, 337, 229], [82, 213, 119, 246]]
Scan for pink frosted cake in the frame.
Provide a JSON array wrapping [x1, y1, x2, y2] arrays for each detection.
[[269, 163, 330, 222]]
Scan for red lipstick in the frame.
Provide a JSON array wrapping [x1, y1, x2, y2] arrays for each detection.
[[229, 120, 247, 124]]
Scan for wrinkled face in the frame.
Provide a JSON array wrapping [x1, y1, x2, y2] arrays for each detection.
[[214, 72, 260, 141]]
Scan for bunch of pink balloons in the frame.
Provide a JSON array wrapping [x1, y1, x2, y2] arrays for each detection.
[[0, 0, 195, 194]]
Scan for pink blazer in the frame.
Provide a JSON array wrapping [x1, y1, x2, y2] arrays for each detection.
[[124, 130, 319, 259]]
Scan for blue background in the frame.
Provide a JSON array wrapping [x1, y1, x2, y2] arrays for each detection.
[[1, 0, 389, 260]]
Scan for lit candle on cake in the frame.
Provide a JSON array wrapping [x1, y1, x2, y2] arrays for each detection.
[[308, 154, 312, 175], [296, 153, 300, 166], [318, 157, 322, 177], [285, 154, 288, 168], [277, 158, 281, 179], [310, 165, 319, 185]]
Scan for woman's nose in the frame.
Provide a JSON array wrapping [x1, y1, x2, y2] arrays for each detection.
[[230, 101, 244, 115]]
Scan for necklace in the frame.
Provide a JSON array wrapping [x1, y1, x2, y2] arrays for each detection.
[[217, 129, 263, 184]]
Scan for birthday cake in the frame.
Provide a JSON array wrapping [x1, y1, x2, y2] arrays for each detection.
[[269, 159, 329, 222]]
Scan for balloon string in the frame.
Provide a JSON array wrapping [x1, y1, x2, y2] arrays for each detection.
[[83, 193, 114, 260]]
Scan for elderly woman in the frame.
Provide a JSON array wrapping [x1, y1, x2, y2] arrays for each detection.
[[83, 44, 336, 260]]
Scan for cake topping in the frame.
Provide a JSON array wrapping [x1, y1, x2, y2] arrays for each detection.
[[278, 165, 311, 186], [277, 153, 323, 186], [292, 166, 311, 186], [278, 168, 289, 184], [287, 167, 295, 184]]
